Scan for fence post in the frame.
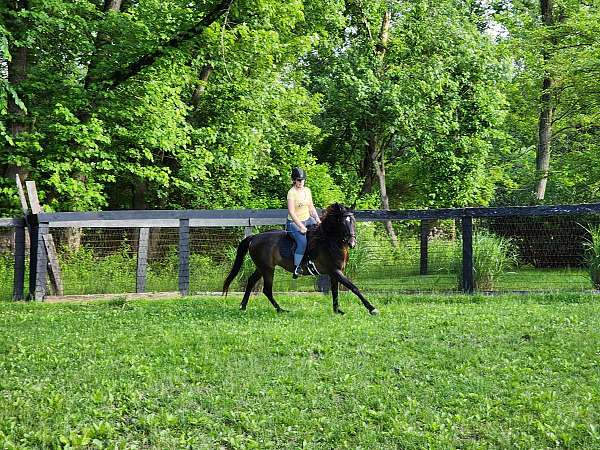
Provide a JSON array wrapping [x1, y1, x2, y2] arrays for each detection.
[[29, 219, 49, 301], [12, 221, 26, 300], [462, 216, 474, 294], [420, 219, 430, 275], [136, 227, 149, 293], [244, 226, 253, 238], [178, 219, 190, 296]]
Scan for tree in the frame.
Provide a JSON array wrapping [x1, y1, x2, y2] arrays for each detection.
[[308, 0, 506, 212], [492, 0, 600, 204]]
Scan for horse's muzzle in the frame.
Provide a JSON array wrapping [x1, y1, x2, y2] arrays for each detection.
[[348, 237, 357, 248]]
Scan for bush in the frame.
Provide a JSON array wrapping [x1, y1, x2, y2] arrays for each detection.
[[582, 225, 600, 289], [456, 231, 516, 290]]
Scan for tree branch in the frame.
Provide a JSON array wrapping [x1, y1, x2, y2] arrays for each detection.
[[93, 0, 235, 92]]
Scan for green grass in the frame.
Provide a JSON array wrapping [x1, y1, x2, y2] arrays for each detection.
[[1, 293, 600, 448]]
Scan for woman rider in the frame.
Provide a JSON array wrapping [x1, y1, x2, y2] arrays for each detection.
[[286, 167, 321, 278]]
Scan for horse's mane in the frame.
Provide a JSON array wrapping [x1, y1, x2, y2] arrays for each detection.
[[307, 203, 350, 252]]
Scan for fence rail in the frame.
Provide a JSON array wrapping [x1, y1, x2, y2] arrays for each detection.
[[2, 202, 600, 301]]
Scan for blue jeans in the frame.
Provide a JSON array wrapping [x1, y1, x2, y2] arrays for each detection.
[[286, 217, 316, 267]]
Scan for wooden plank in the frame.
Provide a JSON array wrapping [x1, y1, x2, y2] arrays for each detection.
[[28, 220, 39, 299], [0, 218, 24, 227], [178, 219, 190, 296], [36, 202, 600, 227], [462, 217, 474, 294], [47, 218, 251, 228], [249, 218, 286, 226], [25, 181, 42, 214], [49, 219, 180, 228], [44, 291, 182, 303], [420, 220, 430, 276], [12, 223, 26, 300], [15, 174, 29, 215], [356, 203, 600, 221], [38, 208, 288, 222], [136, 227, 149, 293], [43, 234, 64, 296], [190, 218, 249, 227], [31, 222, 49, 300]]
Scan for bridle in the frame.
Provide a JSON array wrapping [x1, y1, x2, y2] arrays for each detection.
[[341, 213, 356, 245]]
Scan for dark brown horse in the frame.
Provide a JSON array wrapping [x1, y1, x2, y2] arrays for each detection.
[[223, 203, 379, 315]]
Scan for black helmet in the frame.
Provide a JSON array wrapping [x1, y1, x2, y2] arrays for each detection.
[[291, 167, 306, 180]]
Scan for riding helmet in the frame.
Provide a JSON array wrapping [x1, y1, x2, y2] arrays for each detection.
[[291, 167, 306, 180]]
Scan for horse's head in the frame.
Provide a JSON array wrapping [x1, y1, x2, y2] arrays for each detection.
[[321, 203, 357, 248]]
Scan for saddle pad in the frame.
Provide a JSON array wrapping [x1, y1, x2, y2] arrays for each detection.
[[279, 233, 295, 260]]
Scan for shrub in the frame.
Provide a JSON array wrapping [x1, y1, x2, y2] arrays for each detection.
[[456, 231, 516, 290], [582, 225, 600, 289]]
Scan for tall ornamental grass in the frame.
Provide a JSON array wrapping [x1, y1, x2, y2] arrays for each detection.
[[456, 231, 516, 290], [582, 225, 600, 289]]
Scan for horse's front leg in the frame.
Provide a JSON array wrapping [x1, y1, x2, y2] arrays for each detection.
[[331, 277, 344, 315], [333, 269, 378, 315]]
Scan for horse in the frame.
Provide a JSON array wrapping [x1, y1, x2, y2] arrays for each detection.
[[222, 203, 379, 315]]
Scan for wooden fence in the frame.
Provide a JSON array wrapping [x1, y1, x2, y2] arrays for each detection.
[[4, 202, 600, 300]]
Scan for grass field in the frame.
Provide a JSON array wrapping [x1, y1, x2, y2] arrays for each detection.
[[1, 293, 599, 449]]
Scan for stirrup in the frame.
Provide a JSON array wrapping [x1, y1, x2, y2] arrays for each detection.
[[292, 265, 302, 279]]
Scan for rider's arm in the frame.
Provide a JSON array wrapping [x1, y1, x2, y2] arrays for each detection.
[[307, 190, 321, 224]]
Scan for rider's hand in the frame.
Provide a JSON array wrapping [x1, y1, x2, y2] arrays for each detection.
[[300, 225, 308, 234]]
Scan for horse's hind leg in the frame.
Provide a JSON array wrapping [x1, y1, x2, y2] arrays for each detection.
[[240, 269, 262, 311], [261, 267, 286, 313]]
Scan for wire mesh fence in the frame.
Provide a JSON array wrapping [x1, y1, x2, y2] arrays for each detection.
[[348, 220, 461, 293], [474, 215, 600, 292], [3, 207, 600, 300]]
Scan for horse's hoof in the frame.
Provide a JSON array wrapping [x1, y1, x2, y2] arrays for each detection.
[[277, 308, 289, 314], [334, 309, 345, 315], [239, 307, 247, 312], [369, 309, 379, 316]]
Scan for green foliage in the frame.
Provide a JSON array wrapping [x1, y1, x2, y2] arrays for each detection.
[[1, 294, 600, 447], [309, 0, 507, 208], [60, 245, 136, 294], [582, 225, 600, 289], [491, 0, 600, 205], [0, 253, 14, 300], [456, 231, 517, 291]]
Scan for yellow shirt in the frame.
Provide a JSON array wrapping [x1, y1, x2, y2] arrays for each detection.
[[287, 187, 312, 221]]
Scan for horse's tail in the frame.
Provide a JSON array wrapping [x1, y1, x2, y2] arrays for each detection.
[[222, 235, 253, 297]]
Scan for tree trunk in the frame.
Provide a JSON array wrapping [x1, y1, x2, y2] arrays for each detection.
[[133, 179, 147, 210], [535, 0, 555, 201], [3, 1, 29, 183], [369, 136, 398, 247], [103, 0, 123, 11], [191, 64, 213, 106], [359, 149, 376, 196], [65, 228, 83, 253], [535, 77, 554, 200], [371, 10, 397, 246], [83, 0, 125, 91]]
